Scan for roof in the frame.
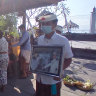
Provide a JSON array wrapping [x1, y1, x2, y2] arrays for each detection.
[[0, 0, 61, 15], [64, 20, 79, 29]]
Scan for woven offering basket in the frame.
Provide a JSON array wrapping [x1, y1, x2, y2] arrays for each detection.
[[77, 85, 93, 91], [63, 80, 75, 86], [76, 81, 95, 91]]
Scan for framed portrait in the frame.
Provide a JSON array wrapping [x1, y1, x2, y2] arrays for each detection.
[[30, 45, 64, 77]]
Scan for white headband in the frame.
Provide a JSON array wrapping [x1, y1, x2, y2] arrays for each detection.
[[38, 14, 57, 22]]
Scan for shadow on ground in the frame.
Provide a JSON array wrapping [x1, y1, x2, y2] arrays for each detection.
[[83, 63, 96, 71], [0, 74, 35, 96]]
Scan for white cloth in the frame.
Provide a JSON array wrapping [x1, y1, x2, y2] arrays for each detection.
[[38, 14, 57, 22], [0, 37, 9, 85], [0, 37, 8, 53], [21, 50, 31, 63], [31, 58, 38, 70], [44, 59, 59, 74], [0, 37, 9, 69], [36, 32, 73, 84], [31, 56, 41, 70]]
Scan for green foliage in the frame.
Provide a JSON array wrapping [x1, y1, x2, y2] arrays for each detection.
[[0, 16, 6, 31], [0, 13, 19, 37], [9, 27, 19, 38]]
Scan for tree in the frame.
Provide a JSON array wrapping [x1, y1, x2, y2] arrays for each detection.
[[25, 1, 70, 29], [0, 13, 19, 37]]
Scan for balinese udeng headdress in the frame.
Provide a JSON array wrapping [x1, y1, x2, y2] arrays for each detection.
[[38, 13, 57, 22]]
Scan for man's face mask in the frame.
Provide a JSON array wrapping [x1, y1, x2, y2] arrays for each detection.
[[41, 25, 52, 34]]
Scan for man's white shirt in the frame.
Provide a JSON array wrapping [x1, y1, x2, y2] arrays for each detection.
[[36, 32, 73, 84]]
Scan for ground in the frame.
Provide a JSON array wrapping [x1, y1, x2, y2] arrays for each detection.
[[0, 58, 96, 96]]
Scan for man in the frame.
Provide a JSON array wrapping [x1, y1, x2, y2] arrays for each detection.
[[43, 52, 59, 74], [35, 13, 73, 96], [35, 10, 52, 37], [55, 25, 63, 35], [12, 24, 31, 78]]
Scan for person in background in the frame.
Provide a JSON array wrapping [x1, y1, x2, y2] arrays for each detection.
[[12, 24, 31, 79], [35, 12, 73, 96], [30, 34, 37, 45], [7, 43, 17, 78], [0, 30, 9, 92], [55, 25, 63, 35]]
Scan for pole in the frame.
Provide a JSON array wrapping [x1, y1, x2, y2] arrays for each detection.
[[23, 10, 26, 30], [64, 12, 69, 33]]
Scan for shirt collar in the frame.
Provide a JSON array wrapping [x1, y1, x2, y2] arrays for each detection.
[[44, 32, 57, 40]]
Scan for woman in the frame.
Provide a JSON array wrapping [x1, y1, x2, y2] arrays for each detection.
[[0, 30, 9, 92]]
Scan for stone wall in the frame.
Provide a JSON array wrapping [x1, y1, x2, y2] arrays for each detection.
[[72, 48, 96, 60], [64, 33, 96, 41]]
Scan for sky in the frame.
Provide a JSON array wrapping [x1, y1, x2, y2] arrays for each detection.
[[58, 0, 96, 33], [65, 0, 96, 16]]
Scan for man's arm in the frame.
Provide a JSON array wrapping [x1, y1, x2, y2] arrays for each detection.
[[63, 58, 72, 70], [43, 62, 51, 69], [12, 32, 29, 47], [54, 58, 72, 81]]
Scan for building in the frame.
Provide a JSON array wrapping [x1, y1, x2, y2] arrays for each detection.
[[90, 7, 96, 34]]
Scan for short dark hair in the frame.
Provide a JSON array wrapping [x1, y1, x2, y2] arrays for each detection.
[[0, 30, 3, 37], [19, 24, 25, 29], [52, 19, 58, 23]]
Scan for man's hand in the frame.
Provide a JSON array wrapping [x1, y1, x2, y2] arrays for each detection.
[[63, 58, 72, 70], [12, 44, 17, 47], [53, 77, 61, 81]]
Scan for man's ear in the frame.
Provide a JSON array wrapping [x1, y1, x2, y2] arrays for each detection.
[[54, 21, 57, 27], [52, 21, 57, 28]]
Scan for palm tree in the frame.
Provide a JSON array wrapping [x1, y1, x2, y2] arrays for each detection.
[[64, 20, 79, 32]]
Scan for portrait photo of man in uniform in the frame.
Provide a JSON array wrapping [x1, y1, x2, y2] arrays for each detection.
[[30, 46, 63, 77]]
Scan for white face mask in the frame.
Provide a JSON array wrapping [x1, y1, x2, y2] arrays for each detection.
[[41, 25, 52, 34]]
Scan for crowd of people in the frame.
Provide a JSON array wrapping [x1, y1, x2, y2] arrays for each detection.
[[0, 11, 73, 96]]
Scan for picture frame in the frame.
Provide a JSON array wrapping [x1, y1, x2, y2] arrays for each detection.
[[30, 45, 64, 77]]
